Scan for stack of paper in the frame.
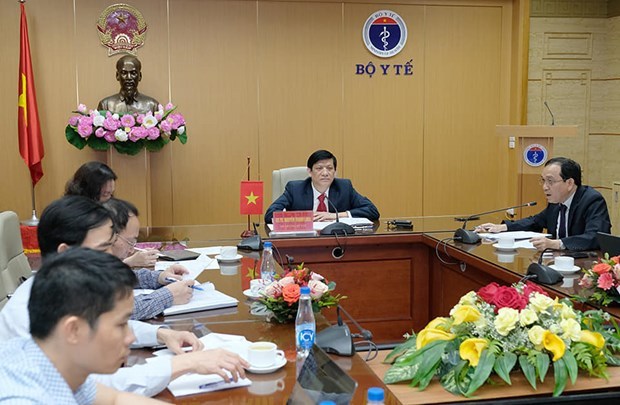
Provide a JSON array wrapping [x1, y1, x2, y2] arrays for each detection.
[[163, 283, 238, 316]]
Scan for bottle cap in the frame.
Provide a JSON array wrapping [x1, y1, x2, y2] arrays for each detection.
[[367, 387, 384, 401], [264, 241, 272, 249], [300, 286, 310, 294], [318, 402, 336, 405]]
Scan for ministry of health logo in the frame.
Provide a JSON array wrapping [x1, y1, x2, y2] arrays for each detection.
[[363, 10, 407, 58], [523, 144, 548, 167]]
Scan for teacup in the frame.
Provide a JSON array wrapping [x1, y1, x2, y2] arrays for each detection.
[[220, 246, 238, 259], [248, 341, 284, 368], [496, 237, 516, 249], [554, 256, 575, 271], [248, 378, 285, 396], [250, 278, 266, 294]]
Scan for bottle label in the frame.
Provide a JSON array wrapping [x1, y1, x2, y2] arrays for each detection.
[[296, 325, 315, 349]]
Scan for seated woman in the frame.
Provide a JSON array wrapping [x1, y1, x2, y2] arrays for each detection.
[[65, 161, 117, 202]]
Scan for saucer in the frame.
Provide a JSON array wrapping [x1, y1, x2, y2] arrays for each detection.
[[247, 353, 287, 374], [243, 289, 262, 300], [549, 264, 581, 275], [492, 243, 517, 252], [215, 254, 243, 262]]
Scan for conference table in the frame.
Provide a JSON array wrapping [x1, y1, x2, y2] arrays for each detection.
[[135, 215, 620, 403]]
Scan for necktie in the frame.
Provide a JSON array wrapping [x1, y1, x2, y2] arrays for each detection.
[[317, 194, 327, 212], [558, 204, 567, 239]]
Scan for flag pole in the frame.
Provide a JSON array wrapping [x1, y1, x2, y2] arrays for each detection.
[[22, 181, 39, 226], [240, 156, 254, 237]]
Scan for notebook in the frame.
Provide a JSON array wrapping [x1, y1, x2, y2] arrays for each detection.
[[163, 283, 238, 316], [158, 249, 201, 261], [287, 344, 357, 405], [596, 232, 620, 256]]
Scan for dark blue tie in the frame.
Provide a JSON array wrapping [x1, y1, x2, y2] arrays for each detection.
[[558, 204, 567, 239]]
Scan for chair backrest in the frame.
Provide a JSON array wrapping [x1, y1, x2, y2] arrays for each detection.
[[0, 211, 32, 296], [272, 166, 309, 202]]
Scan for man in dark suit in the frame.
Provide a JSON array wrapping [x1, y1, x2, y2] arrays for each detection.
[[265, 150, 380, 224], [476, 157, 611, 251]]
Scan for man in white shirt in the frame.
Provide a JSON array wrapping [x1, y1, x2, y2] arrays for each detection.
[[0, 196, 248, 396]]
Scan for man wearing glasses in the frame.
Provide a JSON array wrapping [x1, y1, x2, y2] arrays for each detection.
[[476, 157, 611, 251]]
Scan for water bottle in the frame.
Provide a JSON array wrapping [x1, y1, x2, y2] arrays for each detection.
[[366, 387, 385, 405], [295, 286, 316, 358], [259, 241, 276, 283]]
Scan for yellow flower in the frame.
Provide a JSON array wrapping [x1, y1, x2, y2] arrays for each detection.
[[560, 318, 581, 342], [458, 291, 478, 306], [559, 302, 577, 320], [416, 328, 456, 350], [519, 308, 538, 326], [529, 293, 555, 313], [425, 317, 450, 331], [451, 305, 481, 325], [543, 331, 566, 361], [579, 330, 605, 350], [459, 338, 488, 367], [528, 325, 545, 347], [494, 307, 519, 336]]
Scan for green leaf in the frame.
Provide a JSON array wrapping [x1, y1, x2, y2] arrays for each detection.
[[553, 358, 568, 397], [87, 136, 110, 151], [563, 350, 578, 384], [440, 361, 470, 396], [113, 140, 142, 155], [144, 137, 167, 152], [493, 352, 517, 385], [464, 350, 496, 397], [65, 126, 87, 149], [418, 361, 442, 390], [384, 336, 417, 364], [384, 363, 419, 384], [519, 354, 537, 390], [177, 131, 188, 144], [535, 352, 550, 383], [411, 341, 449, 387]]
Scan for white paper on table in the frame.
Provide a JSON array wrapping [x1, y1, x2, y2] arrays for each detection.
[[186, 246, 223, 256], [149, 333, 253, 397], [162, 284, 238, 316], [478, 231, 551, 240], [155, 257, 212, 280]]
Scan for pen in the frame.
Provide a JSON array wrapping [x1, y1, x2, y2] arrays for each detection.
[[165, 277, 205, 291], [199, 380, 227, 390]]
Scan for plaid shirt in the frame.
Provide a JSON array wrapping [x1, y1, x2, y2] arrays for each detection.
[[131, 269, 173, 320], [0, 337, 97, 404]]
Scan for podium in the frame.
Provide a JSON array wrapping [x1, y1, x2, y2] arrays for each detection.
[[496, 125, 578, 217]]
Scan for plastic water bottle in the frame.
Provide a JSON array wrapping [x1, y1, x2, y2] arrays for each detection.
[[366, 387, 385, 404], [295, 286, 316, 358], [260, 241, 276, 283]]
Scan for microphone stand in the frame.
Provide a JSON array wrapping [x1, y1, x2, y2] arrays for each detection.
[[320, 195, 355, 236], [454, 201, 538, 244]]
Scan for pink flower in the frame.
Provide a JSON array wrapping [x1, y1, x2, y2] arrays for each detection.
[[103, 115, 120, 131], [160, 119, 173, 133], [597, 272, 614, 290], [165, 102, 174, 111], [169, 113, 185, 130], [77, 123, 93, 137], [129, 127, 146, 141], [146, 127, 160, 140], [278, 276, 295, 288], [613, 264, 620, 281], [136, 114, 145, 124], [77, 104, 87, 113], [95, 127, 107, 138], [68, 116, 79, 126], [579, 276, 594, 289], [103, 131, 117, 143], [263, 282, 282, 298], [120, 114, 136, 128], [310, 272, 325, 282], [308, 279, 328, 299]]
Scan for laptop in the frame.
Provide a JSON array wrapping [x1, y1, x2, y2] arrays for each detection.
[[287, 344, 357, 405], [596, 232, 620, 256]]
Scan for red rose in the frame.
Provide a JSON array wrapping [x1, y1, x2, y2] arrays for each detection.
[[592, 263, 612, 275], [523, 281, 548, 298], [493, 286, 527, 311], [477, 282, 500, 304], [282, 284, 301, 304]]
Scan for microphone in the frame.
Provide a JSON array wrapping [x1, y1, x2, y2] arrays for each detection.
[[544, 101, 555, 126], [454, 201, 538, 244], [320, 195, 355, 236], [526, 248, 563, 285], [316, 305, 373, 356]]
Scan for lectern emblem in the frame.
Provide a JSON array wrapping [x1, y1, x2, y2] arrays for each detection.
[[363, 10, 407, 58], [523, 144, 548, 167]]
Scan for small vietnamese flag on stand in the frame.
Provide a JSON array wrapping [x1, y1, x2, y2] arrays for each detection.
[[240, 181, 264, 215], [18, 1, 44, 186]]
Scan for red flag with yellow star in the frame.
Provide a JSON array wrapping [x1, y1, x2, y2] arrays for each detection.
[[18, 2, 44, 185], [240, 181, 263, 215]]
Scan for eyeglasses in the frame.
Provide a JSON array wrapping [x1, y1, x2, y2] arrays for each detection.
[[117, 233, 137, 249], [538, 177, 565, 187]]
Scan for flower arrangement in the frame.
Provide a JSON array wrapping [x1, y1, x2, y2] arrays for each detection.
[[383, 281, 620, 397], [575, 253, 620, 306], [250, 266, 345, 323], [65, 103, 187, 156]]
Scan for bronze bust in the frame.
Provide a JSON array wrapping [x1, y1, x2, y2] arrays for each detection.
[[97, 55, 160, 114]]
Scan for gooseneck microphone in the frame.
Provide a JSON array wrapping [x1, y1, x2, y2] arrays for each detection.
[[544, 101, 555, 126], [454, 201, 538, 244], [526, 248, 563, 285], [320, 195, 355, 236]]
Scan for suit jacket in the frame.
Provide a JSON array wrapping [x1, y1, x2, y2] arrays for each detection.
[[265, 177, 380, 223], [504, 186, 611, 251]]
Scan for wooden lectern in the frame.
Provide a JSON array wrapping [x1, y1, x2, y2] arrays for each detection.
[[496, 125, 578, 218]]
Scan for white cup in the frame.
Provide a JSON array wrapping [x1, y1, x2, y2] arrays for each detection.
[[554, 256, 575, 271], [220, 246, 237, 259], [219, 262, 239, 276], [497, 237, 516, 248], [497, 253, 516, 263], [250, 278, 266, 294], [248, 341, 284, 368], [248, 378, 285, 396]]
